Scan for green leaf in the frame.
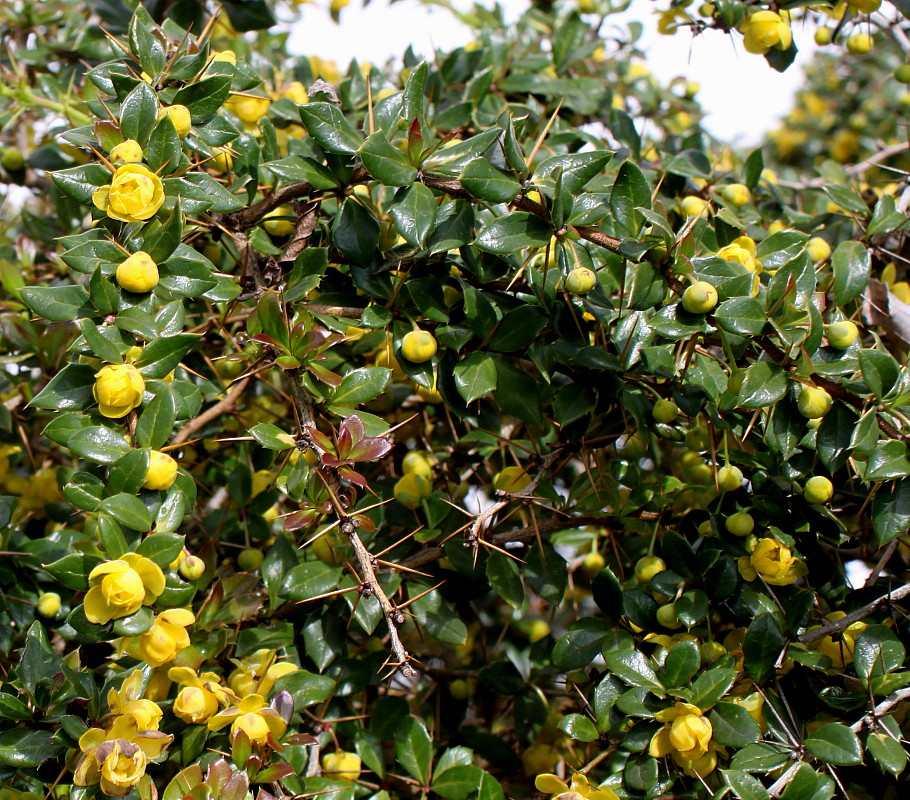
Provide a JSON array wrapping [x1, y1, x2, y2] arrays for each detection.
[[333, 198, 379, 265], [390, 183, 437, 247], [401, 60, 429, 123], [535, 151, 613, 193], [274, 669, 336, 708], [610, 160, 650, 236], [282, 562, 342, 602], [21, 285, 92, 322], [715, 297, 766, 336], [109, 449, 150, 495], [299, 103, 364, 154], [689, 667, 737, 710], [709, 702, 762, 747], [137, 533, 185, 567], [743, 614, 785, 684], [136, 387, 177, 450], [475, 212, 552, 254], [410, 584, 468, 645], [0, 729, 64, 768], [854, 625, 906, 688], [551, 620, 612, 670], [113, 606, 155, 636], [832, 240, 870, 306], [662, 640, 700, 688], [872, 478, 910, 546], [332, 367, 391, 405], [460, 159, 521, 204], [804, 722, 863, 766], [557, 713, 599, 742], [603, 650, 665, 694], [144, 199, 184, 263], [250, 423, 296, 451], [100, 493, 153, 532], [736, 362, 788, 409], [128, 6, 166, 75], [173, 75, 233, 122], [43, 554, 101, 591], [432, 766, 484, 800], [136, 334, 200, 378], [68, 426, 133, 465], [120, 82, 158, 144], [486, 551, 524, 609], [866, 717, 907, 776], [395, 717, 433, 784], [722, 770, 770, 800], [20, 622, 61, 696], [453, 352, 497, 404], [859, 348, 900, 399], [265, 156, 339, 189], [864, 440, 910, 481], [51, 163, 112, 205], [359, 132, 418, 186]]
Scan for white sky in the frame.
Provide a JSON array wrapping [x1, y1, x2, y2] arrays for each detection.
[[285, 0, 819, 144]]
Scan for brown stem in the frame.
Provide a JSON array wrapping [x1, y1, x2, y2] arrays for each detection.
[[850, 686, 910, 732], [172, 376, 252, 446], [799, 583, 910, 644]]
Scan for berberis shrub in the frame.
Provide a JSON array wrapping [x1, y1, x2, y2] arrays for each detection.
[[2, 0, 910, 798]]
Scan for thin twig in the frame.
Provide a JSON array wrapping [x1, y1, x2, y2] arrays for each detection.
[[799, 583, 910, 644], [172, 376, 252, 446], [850, 686, 910, 732]]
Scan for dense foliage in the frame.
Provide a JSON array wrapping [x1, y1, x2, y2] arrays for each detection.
[[3, 1, 910, 799]]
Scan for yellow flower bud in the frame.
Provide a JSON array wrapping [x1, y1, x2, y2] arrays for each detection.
[[228, 94, 271, 123], [92, 164, 165, 223], [93, 363, 145, 418], [718, 183, 751, 207], [116, 251, 159, 293], [144, 450, 178, 491], [163, 104, 192, 137], [322, 751, 362, 782], [173, 685, 220, 723], [109, 139, 144, 164], [37, 592, 61, 617]]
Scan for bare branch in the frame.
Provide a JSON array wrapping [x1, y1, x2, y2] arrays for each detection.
[[851, 687, 910, 732], [799, 583, 910, 644], [172, 376, 252, 446]]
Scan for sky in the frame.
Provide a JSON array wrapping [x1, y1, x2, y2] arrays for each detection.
[[284, 0, 820, 144]]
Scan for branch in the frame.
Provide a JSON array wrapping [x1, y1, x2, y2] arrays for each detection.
[[341, 516, 416, 678], [172, 376, 252, 446], [798, 583, 910, 644], [850, 686, 910, 732], [400, 514, 629, 570]]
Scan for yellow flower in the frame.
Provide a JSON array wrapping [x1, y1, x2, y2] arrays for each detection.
[[649, 702, 717, 776], [138, 608, 195, 667], [162, 104, 192, 137], [807, 612, 867, 669], [716, 243, 759, 273], [144, 450, 178, 491], [211, 50, 237, 65], [74, 716, 172, 794], [227, 94, 271, 124], [322, 751, 362, 782], [738, 538, 808, 586], [741, 11, 792, 55], [207, 693, 288, 745], [281, 81, 309, 104], [108, 670, 163, 731], [93, 363, 145, 418], [116, 251, 159, 293], [534, 772, 618, 800], [730, 691, 766, 731], [93, 164, 165, 223], [228, 649, 299, 697], [169, 667, 236, 724], [98, 739, 147, 796], [144, 668, 172, 701], [109, 140, 144, 164], [84, 554, 165, 624]]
